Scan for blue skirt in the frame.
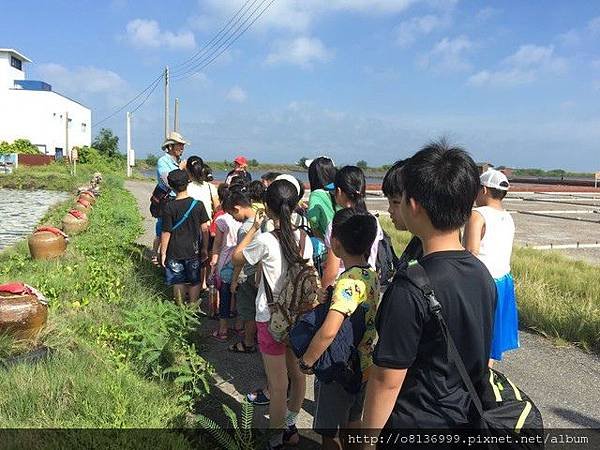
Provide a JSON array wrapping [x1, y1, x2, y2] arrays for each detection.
[[490, 273, 520, 360]]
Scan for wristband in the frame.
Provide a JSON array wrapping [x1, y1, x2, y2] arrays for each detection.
[[299, 357, 313, 372]]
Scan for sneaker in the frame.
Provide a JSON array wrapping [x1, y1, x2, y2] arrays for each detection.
[[246, 389, 270, 406]]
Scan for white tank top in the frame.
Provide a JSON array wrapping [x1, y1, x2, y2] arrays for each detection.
[[473, 206, 515, 279]]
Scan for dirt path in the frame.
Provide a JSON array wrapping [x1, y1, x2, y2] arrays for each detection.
[[126, 179, 600, 435]]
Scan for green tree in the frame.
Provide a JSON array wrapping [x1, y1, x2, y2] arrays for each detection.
[[0, 139, 40, 155], [356, 160, 368, 169], [92, 128, 120, 158], [249, 159, 259, 167], [145, 154, 158, 166], [297, 157, 308, 168]]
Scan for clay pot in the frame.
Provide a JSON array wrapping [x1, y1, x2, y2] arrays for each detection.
[[28, 227, 68, 260], [0, 284, 48, 341], [73, 198, 92, 213], [78, 191, 96, 205], [62, 209, 89, 235]]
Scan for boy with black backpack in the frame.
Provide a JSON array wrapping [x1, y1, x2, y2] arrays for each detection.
[[161, 169, 210, 305], [299, 208, 380, 449], [362, 140, 497, 433]]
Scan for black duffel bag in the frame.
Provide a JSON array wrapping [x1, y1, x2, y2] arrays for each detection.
[[406, 261, 544, 449]]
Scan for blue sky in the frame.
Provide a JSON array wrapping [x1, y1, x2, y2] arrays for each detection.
[[2, 0, 600, 170]]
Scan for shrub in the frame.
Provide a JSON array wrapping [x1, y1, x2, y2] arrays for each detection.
[[0, 139, 41, 155]]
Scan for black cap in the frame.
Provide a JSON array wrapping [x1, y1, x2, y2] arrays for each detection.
[[167, 169, 189, 191]]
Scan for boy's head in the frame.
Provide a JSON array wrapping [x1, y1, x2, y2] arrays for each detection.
[[476, 169, 509, 205], [382, 159, 407, 231], [217, 183, 229, 203], [222, 187, 253, 222], [260, 172, 281, 187], [247, 180, 266, 203], [167, 169, 189, 193], [331, 208, 377, 259], [400, 139, 479, 236]]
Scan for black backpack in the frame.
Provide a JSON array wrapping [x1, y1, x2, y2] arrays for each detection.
[[376, 230, 399, 287], [149, 184, 171, 218], [406, 261, 544, 449]]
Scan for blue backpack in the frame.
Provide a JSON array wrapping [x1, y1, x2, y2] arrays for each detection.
[[288, 296, 366, 394]]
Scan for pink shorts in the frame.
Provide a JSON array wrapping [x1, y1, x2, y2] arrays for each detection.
[[256, 322, 286, 356]]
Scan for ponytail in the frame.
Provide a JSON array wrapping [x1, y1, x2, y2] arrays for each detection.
[[334, 166, 367, 212], [264, 180, 306, 265]]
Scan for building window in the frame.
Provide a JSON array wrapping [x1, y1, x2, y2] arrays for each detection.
[[10, 56, 22, 71], [81, 123, 87, 133]]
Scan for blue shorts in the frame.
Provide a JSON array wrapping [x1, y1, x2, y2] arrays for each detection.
[[165, 256, 201, 286]]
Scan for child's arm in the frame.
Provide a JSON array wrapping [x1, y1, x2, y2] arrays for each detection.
[[200, 221, 209, 262], [363, 365, 407, 431], [232, 210, 265, 267], [160, 232, 171, 267], [321, 247, 340, 288], [463, 211, 485, 256], [300, 309, 345, 372], [230, 264, 243, 294], [210, 227, 224, 272]]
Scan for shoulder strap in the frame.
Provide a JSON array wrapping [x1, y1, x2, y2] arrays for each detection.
[[405, 261, 485, 419], [262, 263, 275, 306], [172, 200, 198, 231]]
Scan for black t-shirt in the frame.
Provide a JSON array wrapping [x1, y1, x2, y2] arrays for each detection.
[[161, 197, 209, 260], [373, 250, 496, 429]]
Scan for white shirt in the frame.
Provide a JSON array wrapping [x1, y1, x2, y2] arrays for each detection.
[[214, 213, 241, 273], [473, 206, 515, 279], [243, 230, 313, 323], [187, 181, 215, 218]]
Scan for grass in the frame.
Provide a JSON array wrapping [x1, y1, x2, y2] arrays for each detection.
[[0, 164, 212, 436], [380, 216, 600, 355]]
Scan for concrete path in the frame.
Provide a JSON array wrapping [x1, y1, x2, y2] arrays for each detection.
[[126, 180, 600, 436]]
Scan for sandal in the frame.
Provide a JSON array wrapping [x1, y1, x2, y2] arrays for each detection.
[[211, 330, 229, 342], [228, 341, 256, 353], [246, 388, 270, 406], [283, 424, 299, 446], [151, 255, 160, 267]]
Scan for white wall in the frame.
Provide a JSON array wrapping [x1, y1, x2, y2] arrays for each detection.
[[0, 90, 91, 155], [0, 51, 91, 156]]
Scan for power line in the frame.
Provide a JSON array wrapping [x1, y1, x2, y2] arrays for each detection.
[[92, 0, 276, 127], [171, 0, 275, 81], [130, 76, 163, 114], [170, 0, 256, 73], [93, 72, 163, 128]]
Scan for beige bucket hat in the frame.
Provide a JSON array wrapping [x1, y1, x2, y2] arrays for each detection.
[[162, 131, 188, 150]]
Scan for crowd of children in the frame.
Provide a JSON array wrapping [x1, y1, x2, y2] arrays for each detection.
[[154, 132, 520, 449]]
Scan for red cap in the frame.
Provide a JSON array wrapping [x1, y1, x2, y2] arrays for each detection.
[[233, 156, 248, 166]]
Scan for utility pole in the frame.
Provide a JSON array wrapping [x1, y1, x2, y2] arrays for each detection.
[[164, 66, 170, 139], [174, 97, 179, 132], [126, 111, 132, 178], [65, 111, 72, 175]]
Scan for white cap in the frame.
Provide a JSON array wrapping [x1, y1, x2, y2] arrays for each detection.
[[304, 156, 335, 168], [480, 169, 509, 191], [274, 174, 301, 195]]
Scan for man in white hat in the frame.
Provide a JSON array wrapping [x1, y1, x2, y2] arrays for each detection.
[[152, 131, 188, 265]]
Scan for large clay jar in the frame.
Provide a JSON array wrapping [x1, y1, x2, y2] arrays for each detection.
[[0, 283, 48, 341], [28, 227, 68, 260], [73, 198, 92, 213], [78, 190, 96, 205], [62, 209, 89, 235]]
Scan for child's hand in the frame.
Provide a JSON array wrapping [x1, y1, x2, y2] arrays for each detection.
[[160, 253, 167, 268], [316, 287, 331, 304], [230, 280, 238, 294], [253, 210, 266, 230], [210, 253, 219, 267]]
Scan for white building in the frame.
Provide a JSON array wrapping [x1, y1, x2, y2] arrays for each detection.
[[0, 48, 91, 157]]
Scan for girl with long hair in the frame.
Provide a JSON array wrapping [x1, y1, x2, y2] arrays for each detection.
[[307, 157, 338, 239], [232, 179, 313, 449], [320, 166, 384, 288]]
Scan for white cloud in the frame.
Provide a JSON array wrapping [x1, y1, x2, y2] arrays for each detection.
[[266, 37, 332, 69], [475, 7, 500, 22], [226, 86, 247, 103], [125, 19, 196, 50], [587, 16, 600, 34], [558, 15, 600, 47], [419, 35, 474, 73], [395, 14, 447, 48], [469, 44, 568, 87], [198, 0, 439, 34], [35, 63, 129, 109]]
